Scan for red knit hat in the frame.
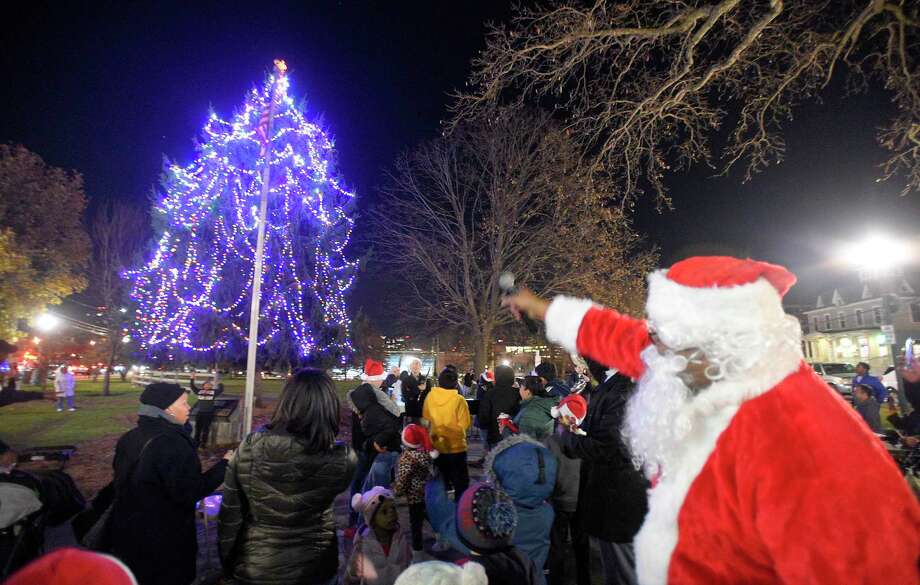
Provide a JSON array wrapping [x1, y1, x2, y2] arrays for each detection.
[[646, 256, 797, 348], [361, 358, 387, 381], [402, 423, 438, 458], [5, 548, 138, 585]]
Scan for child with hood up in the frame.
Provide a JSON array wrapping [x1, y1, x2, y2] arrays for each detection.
[[426, 435, 557, 585], [346, 486, 412, 585]]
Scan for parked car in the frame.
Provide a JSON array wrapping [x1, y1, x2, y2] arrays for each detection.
[[810, 362, 857, 397]]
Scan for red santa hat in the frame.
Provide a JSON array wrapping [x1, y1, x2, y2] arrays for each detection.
[[5, 548, 138, 585], [360, 358, 387, 381], [551, 394, 588, 435], [402, 423, 438, 458], [645, 256, 796, 349]]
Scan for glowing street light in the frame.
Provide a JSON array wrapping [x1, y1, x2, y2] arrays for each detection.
[[839, 234, 911, 270], [35, 312, 61, 332]]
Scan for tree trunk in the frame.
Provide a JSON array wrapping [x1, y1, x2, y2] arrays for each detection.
[[103, 341, 117, 397], [472, 324, 494, 374], [254, 375, 264, 408]]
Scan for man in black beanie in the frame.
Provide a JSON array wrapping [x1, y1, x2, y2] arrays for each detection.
[[107, 383, 232, 585]]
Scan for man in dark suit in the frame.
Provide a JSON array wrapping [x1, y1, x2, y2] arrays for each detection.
[[556, 358, 649, 585]]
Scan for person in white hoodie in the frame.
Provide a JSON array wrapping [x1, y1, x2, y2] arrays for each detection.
[[53, 366, 76, 412]]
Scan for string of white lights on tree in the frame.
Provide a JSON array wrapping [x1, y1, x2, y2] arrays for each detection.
[[127, 69, 356, 362]]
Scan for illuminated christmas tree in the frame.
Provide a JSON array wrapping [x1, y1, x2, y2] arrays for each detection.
[[127, 63, 356, 365]]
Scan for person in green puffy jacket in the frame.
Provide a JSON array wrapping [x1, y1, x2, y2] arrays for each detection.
[[218, 369, 357, 585], [506, 376, 559, 440]]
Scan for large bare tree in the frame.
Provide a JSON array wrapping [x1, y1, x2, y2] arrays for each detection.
[[371, 109, 655, 371], [86, 199, 147, 395], [450, 0, 920, 203]]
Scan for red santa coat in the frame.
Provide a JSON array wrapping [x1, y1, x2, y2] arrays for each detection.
[[545, 296, 920, 585]]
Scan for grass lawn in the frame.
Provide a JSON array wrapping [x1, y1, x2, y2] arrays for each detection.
[[1, 378, 358, 450]]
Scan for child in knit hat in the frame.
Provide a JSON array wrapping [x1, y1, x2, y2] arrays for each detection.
[[426, 480, 540, 585], [346, 486, 412, 585], [393, 423, 437, 559]]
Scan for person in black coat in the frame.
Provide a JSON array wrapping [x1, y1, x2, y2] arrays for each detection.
[[189, 372, 224, 448], [477, 365, 521, 447], [402, 359, 431, 418], [556, 358, 649, 585], [351, 383, 401, 492], [109, 383, 230, 585], [219, 369, 356, 585]]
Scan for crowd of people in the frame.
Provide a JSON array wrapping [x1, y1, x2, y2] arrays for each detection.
[[3, 255, 920, 585]]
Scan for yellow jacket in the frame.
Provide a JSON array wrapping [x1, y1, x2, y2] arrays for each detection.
[[422, 386, 471, 454]]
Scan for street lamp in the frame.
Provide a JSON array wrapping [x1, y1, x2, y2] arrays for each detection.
[[839, 234, 911, 276], [35, 312, 61, 332], [842, 233, 913, 414]]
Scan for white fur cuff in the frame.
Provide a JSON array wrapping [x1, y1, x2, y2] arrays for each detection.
[[545, 296, 596, 354]]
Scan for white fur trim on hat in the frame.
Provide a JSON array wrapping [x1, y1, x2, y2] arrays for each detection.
[[645, 269, 787, 349], [545, 296, 597, 354], [550, 405, 560, 418]]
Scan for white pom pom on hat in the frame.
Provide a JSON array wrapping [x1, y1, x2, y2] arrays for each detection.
[[393, 560, 488, 585]]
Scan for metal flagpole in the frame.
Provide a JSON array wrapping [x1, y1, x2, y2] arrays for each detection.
[[242, 60, 286, 436]]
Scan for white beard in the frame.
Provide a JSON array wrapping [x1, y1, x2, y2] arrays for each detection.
[[623, 345, 695, 478]]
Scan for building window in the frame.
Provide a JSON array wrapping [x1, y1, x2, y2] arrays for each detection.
[[813, 317, 819, 332], [838, 312, 846, 329], [911, 302, 920, 323], [824, 314, 832, 330], [873, 307, 882, 325], [855, 309, 863, 326]]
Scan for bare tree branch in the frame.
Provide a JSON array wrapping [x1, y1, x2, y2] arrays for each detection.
[[450, 0, 920, 202], [371, 108, 655, 369]]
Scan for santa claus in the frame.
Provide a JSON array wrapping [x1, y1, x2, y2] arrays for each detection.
[[504, 256, 920, 584]]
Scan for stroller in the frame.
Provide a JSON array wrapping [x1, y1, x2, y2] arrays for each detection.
[[0, 445, 82, 579]]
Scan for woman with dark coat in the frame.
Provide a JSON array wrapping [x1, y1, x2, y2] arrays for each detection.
[[109, 382, 231, 585], [477, 365, 521, 447], [218, 369, 356, 585]]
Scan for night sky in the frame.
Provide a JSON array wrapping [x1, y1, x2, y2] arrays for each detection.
[[3, 1, 918, 311]]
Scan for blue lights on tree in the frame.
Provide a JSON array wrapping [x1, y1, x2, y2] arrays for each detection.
[[127, 66, 356, 365]]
